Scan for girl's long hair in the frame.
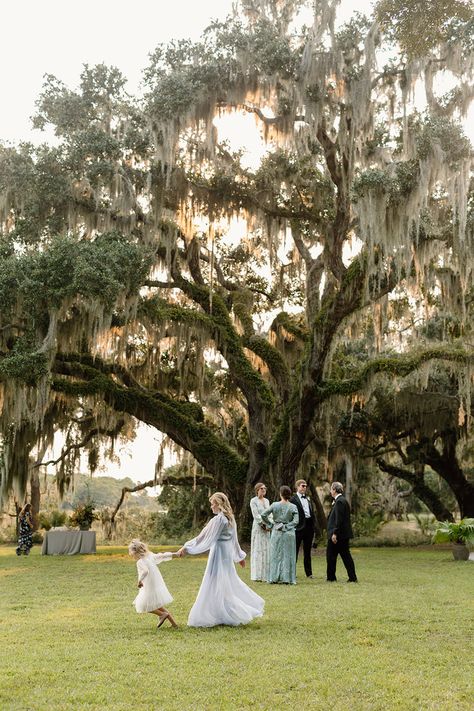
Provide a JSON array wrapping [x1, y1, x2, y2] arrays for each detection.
[[19, 503, 32, 519], [128, 539, 149, 557], [210, 492, 235, 525]]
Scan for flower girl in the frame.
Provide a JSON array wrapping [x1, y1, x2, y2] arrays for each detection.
[[128, 539, 179, 628]]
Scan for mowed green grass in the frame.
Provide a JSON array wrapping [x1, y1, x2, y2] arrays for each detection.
[[0, 545, 472, 711]]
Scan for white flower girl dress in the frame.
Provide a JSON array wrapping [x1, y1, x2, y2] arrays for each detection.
[[133, 552, 173, 612]]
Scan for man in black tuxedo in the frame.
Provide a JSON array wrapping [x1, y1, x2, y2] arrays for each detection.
[[290, 479, 316, 579], [326, 481, 357, 582]]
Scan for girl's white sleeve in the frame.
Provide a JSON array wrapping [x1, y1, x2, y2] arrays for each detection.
[[183, 513, 227, 555], [152, 552, 173, 565], [136, 558, 148, 583]]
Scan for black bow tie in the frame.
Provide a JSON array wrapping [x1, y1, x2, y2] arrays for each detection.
[[301, 494, 307, 499]]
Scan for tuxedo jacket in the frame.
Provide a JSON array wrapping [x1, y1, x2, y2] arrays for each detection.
[[327, 495, 353, 540], [290, 494, 316, 531]]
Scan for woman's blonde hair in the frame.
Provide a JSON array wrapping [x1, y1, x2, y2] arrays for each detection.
[[209, 492, 235, 524], [128, 539, 149, 558]]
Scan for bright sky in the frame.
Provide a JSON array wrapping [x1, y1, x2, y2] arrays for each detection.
[[0, 0, 377, 144], [0, 0, 235, 143]]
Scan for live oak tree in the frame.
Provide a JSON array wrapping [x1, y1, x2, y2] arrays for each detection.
[[1, 0, 473, 524], [336, 355, 474, 520]]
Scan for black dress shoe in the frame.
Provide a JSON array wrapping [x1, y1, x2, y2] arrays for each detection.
[[326, 578, 336, 582], [346, 579, 358, 583], [306, 575, 315, 579]]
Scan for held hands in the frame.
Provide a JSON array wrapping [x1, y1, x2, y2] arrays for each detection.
[[176, 547, 186, 557], [137, 581, 143, 588], [331, 533, 337, 544], [238, 559, 246, 568]]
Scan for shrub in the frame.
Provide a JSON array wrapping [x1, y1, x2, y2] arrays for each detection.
[[38, 509, 68, 530], [0, 524, 17, 543], [352, 511, 385, 538], [38, 512, 52, 530]]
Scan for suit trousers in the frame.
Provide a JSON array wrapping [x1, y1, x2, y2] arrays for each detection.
[[326, 538, 357, 581], [295, 519, 314, 577]]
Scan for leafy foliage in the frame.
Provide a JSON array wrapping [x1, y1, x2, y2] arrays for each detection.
[[155, 484, 211, 539], [432, 517, 474, 544], [0, 1, 473, 527], [375, 0, 473, 57]]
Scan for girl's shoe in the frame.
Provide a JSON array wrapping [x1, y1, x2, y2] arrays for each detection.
[[157, 613, 169, 628]]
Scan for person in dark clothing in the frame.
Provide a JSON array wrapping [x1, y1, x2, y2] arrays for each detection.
[[326, 482, 357, 582], [16, 503, 33, 556], [290, 479, 316, 579]]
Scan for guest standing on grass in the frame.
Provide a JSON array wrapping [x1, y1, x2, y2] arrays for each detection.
[[128, 539, 179, 628], [290, 479, 317, 579], [326, 482, 358, 583], [249, 482, 271, 582], [16, 503, 33, 556], [177, 492, 264, 627], [260, 485, 299, 584]]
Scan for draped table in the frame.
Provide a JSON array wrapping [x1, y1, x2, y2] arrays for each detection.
[[41, 530, 96, 555]]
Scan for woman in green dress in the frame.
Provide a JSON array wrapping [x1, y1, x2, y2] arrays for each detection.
[[260, 485, 299, 584]]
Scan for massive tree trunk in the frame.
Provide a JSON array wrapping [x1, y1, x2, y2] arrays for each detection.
[[421, 433, 474, 518], [29, 469, 40, 531]]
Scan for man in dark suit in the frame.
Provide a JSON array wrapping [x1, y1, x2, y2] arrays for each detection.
[[291, 479, 316, 579], [326, 481, 358, 582]]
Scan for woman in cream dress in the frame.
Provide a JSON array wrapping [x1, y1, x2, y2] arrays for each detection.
[[249, 482, 271, 581]]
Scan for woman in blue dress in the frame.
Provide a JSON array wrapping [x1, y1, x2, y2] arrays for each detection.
[[260, 485, 299, 584], [178, 492, 264, 627]]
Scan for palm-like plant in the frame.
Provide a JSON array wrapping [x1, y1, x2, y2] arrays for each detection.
[[433, 519, 474, 545]]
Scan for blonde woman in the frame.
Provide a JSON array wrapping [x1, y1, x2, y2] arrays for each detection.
[[249, 483, 271, 581], [128, 539, 179, 628], [177, 492, 264, 627]]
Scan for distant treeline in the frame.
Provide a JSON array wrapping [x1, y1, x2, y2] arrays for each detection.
[[41, 474, 160, 511]]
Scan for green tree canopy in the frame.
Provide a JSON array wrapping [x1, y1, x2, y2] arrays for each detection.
[[1, 0, 473, 520]]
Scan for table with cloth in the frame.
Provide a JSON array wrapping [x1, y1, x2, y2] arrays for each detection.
[[41, 530, 96, 555]]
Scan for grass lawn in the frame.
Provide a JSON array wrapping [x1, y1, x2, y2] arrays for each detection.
[[0, 545, 472, 711]]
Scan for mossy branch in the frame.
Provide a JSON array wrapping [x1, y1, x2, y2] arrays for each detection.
[[376, 458, 454, 522], [139, 296, 216, 333], [0, 351, 49, 386], [319, 348, 474, 400], [171, 275, 275, 408], [50, 370, 247, 483]]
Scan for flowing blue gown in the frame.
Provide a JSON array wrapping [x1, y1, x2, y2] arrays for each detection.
[[184, 512, 265, 627], [260, 501, 299, 584]]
